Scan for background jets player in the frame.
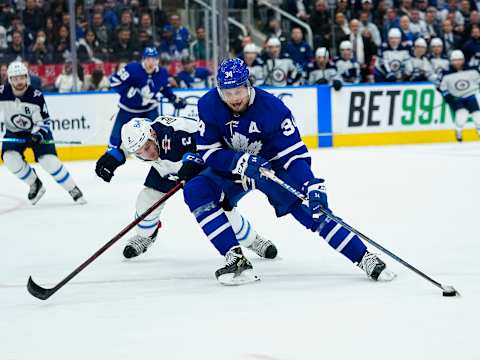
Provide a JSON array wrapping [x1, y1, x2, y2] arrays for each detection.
[[95, 47, 187, 183], [439, 50, 480, 142], [182, 58, 395, 285], [374, 28, 412, 82], [117, 116, 278, 260], [0, 61, 85, 205]]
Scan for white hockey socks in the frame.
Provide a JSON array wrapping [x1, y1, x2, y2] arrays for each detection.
[[38, 154, 76, 191], [3, 151, 37, 185], [225, 208, 257, 248], [135, 187, 165, 238]]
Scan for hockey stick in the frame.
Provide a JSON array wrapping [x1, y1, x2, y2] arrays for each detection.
[[0, 138, 82, 145], [27, 181, 184, 300], [259, 168, 460, 297]]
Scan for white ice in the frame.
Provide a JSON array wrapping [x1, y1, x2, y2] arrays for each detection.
[[1, 143, 479, 360]]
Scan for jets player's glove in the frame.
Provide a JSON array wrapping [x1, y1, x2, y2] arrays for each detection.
[[172, 96, 187, 109], [95, 150, 126, 183], [386, 72, 397, 82], [26, 129, 47, 147], [302, 178, 329, 219], [232, 153, 271, 181], [178, 152, 206, 181], [332, 79, 343, 91], [441, 90, 455, 107]]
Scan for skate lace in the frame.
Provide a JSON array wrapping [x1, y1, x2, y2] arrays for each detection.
[[225, 248, 242, 267], [359, 252, 379, 276], [249, 235, 272, 257], [127, 235, 154, 253]]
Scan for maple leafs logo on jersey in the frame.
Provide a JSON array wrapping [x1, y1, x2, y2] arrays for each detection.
[[226, 132, 263, 155]]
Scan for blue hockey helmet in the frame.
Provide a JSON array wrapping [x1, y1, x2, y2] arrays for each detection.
[[143, 47, 159, 59], [216, 58, 250, 89]]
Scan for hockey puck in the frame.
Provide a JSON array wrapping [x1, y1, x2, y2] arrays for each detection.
[[442, 285, 458, 297]]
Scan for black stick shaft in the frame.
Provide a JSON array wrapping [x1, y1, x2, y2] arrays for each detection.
[[29, 182, 183, 298]]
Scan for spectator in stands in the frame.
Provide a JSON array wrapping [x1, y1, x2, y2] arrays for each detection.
[[83, 68, 110, 91], [410, 10, 427, 39], [441, 19, 462, 56], [92, 12, 111, 51], [77, 30, 106, 63], [383, 8, 400, 39], [309, 0, 331, 49], [285, 27, 313, 70], [22, 0, 43, 33], [138, 30, 154, 49], [265, 19, 288, 48], [0, 23, 8, 51], [22, 60, 42, 89], [283, 0, 310, 21], [190, 26, 206, 60], [159, 25, 186, 60], [53, 25, 71, 63], [0, 63, 8, 85], [0, 2, 13, 27], [138, 13, 155, 40], [55, 60, 83, 93], [358, 0, 374, 21], [399, 16, 415, 48], [111, 27, 138, 61], [336, 0, 351, 20], [459, 0, 471, 22], [6, 31, 26, 62], [170, 14, 190, 52], [103, 0, 120, 32], [45, 17, 56, 45], [424, 7, 441, 41], [463, 25, 480, 63], [333, 12, 351, 50], [465, 12, 480, 38], [177, 55, 211, 88], [118, 9, 137, 39], [359, 11, 381, 47], [440, 0, 465, 28], [345, 19, 377, 79], [397, 0, 414, 18], [28, 30, 54, 65]]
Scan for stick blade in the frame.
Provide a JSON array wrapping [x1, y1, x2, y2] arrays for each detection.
[[27, 276, 54, 300], [442, 285, 460, 297]]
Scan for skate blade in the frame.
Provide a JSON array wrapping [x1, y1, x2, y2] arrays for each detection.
[[30, 187, 46, 205], [75, 197, 87, 205], [377, 268, 397, 282], [218, 269, 260, 286]]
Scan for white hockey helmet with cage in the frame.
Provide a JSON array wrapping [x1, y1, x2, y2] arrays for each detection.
[[121, 118, 156, 154]]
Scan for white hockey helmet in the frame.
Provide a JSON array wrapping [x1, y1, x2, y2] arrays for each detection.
[[450, 49, 464, 61], [244, 43, 259, 54], [430, 37, 443, 48], [388, 28, 402, 39], [121, 118, 156, 154], [340, 40, 353, 50], [414, 37, 427, 48], [315, 47, 329, 58], [7, 61, 30, 84], [266, 37, 281, 47]]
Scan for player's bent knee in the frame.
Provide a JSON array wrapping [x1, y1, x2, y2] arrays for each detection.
[[2, 151, 25, 173], [183, 176, 220, 211], [38, 154, 62, 172], [136, 187, 166, 214]]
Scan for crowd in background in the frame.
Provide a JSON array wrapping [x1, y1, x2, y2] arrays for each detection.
[[0, 0, 479, 91]]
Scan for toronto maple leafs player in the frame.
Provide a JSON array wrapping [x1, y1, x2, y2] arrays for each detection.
[[410, 38, 436, 82], [242, 43, 265, 86], [0, 61, 85, 205], [182, 58, 396, 285], [306, 47, 342, 90], [374, 28, 413, 82], [119, 116, 277, 259], [439, 50, 480, 142], [95, 47, 187, 183], [335, 41, 361, 84], [263, 37, 301, 87]]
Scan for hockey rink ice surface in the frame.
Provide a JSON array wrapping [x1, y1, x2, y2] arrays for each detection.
[[1, 143, 479, 360]]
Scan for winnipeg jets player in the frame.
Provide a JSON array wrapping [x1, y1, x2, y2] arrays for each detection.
[[0, 61, 85, 205], [428, 38, 450, 77], [263, 37, 300, 86], [242, 43, 264, 86], [95, 47, 187, 183], [307, 48, 340, 88], [439, 50, 480, 142], [374, 28, 412, 82], [335, 41, 361, 84], [182, 58, 396, 285], [410, 38, 436, 82], [118, 116, 278, 260]]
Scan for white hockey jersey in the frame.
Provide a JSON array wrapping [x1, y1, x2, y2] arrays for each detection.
[[375, 44, 413, 80], [439, 66, 480, 98], [263, 56, 299, 86], [306, 61, 338, 84], [410, 56, 436, 82], [335, 57, 361, 83], [247, 59, 265, 86], [429, 55, 450, 77], [0, 83, 50, 134]]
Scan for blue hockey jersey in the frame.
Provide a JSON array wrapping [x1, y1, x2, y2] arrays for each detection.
[[109, 62, 176, 113], [196, 87, 314, 186]]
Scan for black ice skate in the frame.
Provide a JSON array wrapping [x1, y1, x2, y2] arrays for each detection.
[[247, 234, 278, 259], [215, 246, 260, 285], [456, 129, 463, 142], [28, 174, 46, 205], [123, 225, 159, 259], [69, 186, 87, 204], [358, 251, 396, 281]]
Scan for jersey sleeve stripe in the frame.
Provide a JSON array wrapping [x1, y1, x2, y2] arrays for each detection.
[[197, 142, 222, 150], [269, 141, 305, 161], [283, 153, 311, 170]]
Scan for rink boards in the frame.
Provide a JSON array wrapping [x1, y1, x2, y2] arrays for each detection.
[[0, 82, 478, 162]]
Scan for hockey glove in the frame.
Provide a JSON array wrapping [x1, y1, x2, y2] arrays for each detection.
[[26, 129, 47, 147], [302, 178, 329, 219], [332, 79, 343, 91], [232, 153, 271, 181], [178, 152, 206, 182], [95, 150, 126, 182], [172, 96, 187, 109], [386, 72, 397, 82], [441, 90, 455, 107]]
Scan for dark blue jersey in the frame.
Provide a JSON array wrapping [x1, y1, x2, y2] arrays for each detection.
[[109, 62, 176, 113]]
